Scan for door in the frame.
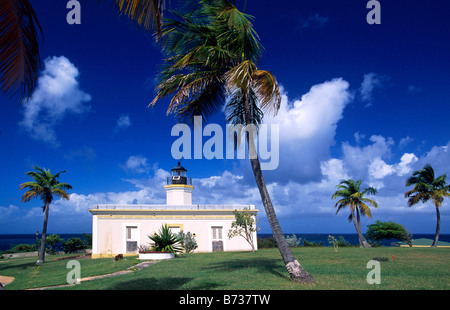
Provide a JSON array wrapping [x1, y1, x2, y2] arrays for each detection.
[[126, 226, 138, 253], [211, 226, 223, 252]]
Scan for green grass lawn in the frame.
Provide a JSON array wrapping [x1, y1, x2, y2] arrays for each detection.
[[1, 247, 449, 290]]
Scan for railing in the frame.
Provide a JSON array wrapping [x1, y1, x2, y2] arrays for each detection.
[[166, 176, 192, 185], [90, 204, 255, 210]]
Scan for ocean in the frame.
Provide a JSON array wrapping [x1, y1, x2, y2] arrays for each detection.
[[1, 233, 449, 251], [0, 234, 90, 252], [258, 233, 450, 247]]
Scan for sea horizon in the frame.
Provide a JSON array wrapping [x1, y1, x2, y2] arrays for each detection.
[[1, 232, 449, 252]]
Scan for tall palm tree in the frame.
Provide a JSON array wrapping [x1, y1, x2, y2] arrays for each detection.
[[19, 166, 72, 264], [149, 0, 314, 283], [0, 0, 165, 102], [405, 164, 449, 247], [332, 179, 378, 248]]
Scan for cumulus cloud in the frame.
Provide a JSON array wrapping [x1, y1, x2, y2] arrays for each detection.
[[342, 135, 394, 178], [19, 56, 92, 146], [115, 114, 131, 132], [17, 140, 447, 233], [359, 72, 388, 106], [121, 155, 151, 174], [262, 78, 352, 183], [0, 205, 19, 218]]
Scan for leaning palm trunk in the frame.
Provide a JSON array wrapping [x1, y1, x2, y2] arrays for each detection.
[[37, 202, 50, 264], [351, 207, 370, 248], [243, 97, 314, 283], [250, 156, 315, 283], [432, 206, 440, 248]]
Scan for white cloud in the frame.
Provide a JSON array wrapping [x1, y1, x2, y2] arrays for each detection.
[[342, 135, 394, 179], [0, 205, 19, 218], [27, 140, 447, 234], [121, 155, 150, 174], [115, 114, 131, 131], [396, 153, 419, 176], [263, 78, 352, 183], [359, 72, 387, 106], [369, 157, 395, 179], [19, 56, 92, 146]]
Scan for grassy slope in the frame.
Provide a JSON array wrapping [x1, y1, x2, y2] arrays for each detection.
[[1, 247, 449, 290]]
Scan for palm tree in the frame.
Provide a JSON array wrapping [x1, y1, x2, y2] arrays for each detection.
[[149, 0, 315, 283], [0, 0, 165, 102], [19, 166, 72, 264], [405, 164, 450, 247], [332, 179, 378, 248]]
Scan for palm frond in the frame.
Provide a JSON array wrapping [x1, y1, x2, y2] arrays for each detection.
[[113, 0, 165, 37], [0, 0, 43, 102]]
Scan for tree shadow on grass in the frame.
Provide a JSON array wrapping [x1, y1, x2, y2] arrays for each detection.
[[0, 260, 37, 272], [108, 277, 194, 290], [205, 257, 289, 280]]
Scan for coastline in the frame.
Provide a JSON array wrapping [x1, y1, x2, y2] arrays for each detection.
[[2, 233, 450, 251]]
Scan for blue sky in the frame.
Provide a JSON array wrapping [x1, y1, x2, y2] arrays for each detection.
[[1, 0, 449, 235]]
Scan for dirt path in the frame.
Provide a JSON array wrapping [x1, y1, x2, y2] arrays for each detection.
[[0, 276, 15, 287]]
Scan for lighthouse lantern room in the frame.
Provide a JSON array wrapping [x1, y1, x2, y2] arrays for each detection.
[[164, 162, 194, 205]]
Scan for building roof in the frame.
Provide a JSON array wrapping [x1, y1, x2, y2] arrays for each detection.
[[88, 204, 257, 217], [171, 161, 187, 171]]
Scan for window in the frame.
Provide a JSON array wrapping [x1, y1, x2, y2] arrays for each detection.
[[212, 226, 223, 240], [125, 226, 138, 253]]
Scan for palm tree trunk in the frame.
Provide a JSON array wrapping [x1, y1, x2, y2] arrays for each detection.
[[242, 92, 314, 283], [431, 206, 440, 248], [352, 208, 370, 248], [249, 147, 314, 283], [37, 203, 50, 264]]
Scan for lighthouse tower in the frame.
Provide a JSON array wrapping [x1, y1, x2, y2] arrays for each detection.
[[164, 162, 194, 205]]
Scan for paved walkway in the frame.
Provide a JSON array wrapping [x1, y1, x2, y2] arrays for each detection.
[[15, 261, 159, 290]]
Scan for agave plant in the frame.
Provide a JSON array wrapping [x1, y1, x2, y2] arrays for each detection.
[[148, 224, 183, 254]]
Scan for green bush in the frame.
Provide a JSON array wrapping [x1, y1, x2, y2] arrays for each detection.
[[45, 234, 64, 254], [257, 236, 276, 248], [178, 231, 198, 253], [302, 238, 323, 247], [285, 234, 302, 247], [335, 235, 352, 247], [62, 237, 88, 254], [149, 224, 183, 254], [10, 243, 36, 253]]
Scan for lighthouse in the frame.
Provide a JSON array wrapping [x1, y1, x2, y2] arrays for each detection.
[[164, 162, 194, 205]]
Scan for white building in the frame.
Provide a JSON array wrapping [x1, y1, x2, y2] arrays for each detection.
[[89, 162, 258, 258]]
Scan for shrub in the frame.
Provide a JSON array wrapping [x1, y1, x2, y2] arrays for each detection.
[[148, 224, 183, 254], [10, 243, 36, 253], [335, 235, 352, 247], [63, 237, 88, 254], [178, 231, 198, 253], [302, 238, 323, 247], [285, 234, 302, 247], [45, 234, 63, 254], [257, 236, 276, 248]]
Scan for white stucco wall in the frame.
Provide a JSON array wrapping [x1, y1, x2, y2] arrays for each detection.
[[91, 207, 257, 258]]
